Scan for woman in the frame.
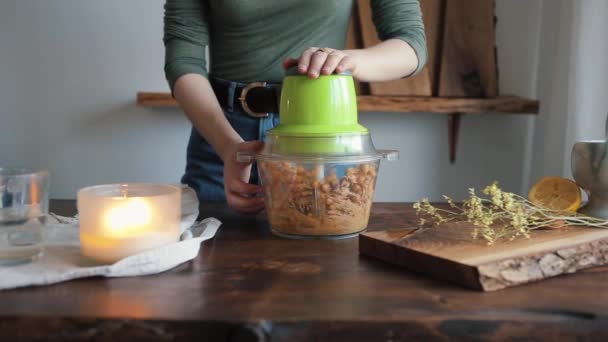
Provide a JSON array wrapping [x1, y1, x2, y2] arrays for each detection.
[[164, 0, 427, 214]]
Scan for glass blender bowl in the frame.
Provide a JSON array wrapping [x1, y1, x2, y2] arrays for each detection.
[[238, 71, 398, 239]]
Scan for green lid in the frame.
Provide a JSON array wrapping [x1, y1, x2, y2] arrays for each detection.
[[271, 73, 368, 136]]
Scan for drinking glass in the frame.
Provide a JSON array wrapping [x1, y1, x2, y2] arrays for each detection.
[[0, 168, 49, 265]]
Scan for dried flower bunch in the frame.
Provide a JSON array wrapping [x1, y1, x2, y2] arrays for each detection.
[[413, 182, 608, 245]]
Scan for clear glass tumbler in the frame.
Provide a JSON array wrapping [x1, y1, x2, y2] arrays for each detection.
[[0, 168, 49, 265]]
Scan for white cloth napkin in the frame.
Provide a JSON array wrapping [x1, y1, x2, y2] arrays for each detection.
[[0, 186, 221, 290]]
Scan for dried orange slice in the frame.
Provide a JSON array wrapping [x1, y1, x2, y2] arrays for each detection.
[[528, 176, 582, 212]]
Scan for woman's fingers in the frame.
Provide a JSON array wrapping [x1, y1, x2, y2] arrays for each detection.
[[226, 191, 265, 213], [322, 52, 345, 75], [226, 178, 264, 213], [228, 178, 261, 195], [298, 47, 318, 74], [286, 48, 355, 78], [223, 140, 266, 214], [235, 141, 264, 165], [282, 57, 299, 70], [308, 50, 330, 78], [335, 56, 355, 74]]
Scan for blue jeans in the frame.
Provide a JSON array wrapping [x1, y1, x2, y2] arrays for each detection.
[[181, 80, 280, 203]]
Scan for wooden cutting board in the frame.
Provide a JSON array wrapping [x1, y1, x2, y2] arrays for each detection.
[[359, 222, 608, 291]]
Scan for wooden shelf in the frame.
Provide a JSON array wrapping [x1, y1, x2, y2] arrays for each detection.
[[136, 92, 539, 115], [137, 91, 538, 164], [357, 95, 538, 114]]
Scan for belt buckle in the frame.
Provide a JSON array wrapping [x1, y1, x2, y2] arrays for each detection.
[[238, 82, 269, 118]]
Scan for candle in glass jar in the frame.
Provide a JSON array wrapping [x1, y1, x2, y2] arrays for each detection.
[[77, 184, 181, 263]]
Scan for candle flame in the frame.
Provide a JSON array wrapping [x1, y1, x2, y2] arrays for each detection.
[[104, 198, 152, 236]]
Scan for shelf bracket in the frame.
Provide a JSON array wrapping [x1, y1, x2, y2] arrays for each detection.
[[448, 113, 462, 163]]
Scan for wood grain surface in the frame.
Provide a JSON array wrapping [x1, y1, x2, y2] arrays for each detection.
[[1, 201, 606, 341], [438, 0, 497, 97], [355, 95, 538, 113], [421, 0, 445, 95], [357, 0, 435, 96], [360, 220, 608, 291]]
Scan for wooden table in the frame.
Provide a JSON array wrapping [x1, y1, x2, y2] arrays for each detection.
[[1, 201, 607, 341]]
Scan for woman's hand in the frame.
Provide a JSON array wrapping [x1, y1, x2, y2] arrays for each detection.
[[173, 75, 264, 214], [221, 140, 265, 214], [283, 40, 419, 82], [283, 47, 357, 79]]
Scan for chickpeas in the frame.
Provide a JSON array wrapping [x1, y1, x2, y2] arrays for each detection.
[[260, 161, 378, 227]]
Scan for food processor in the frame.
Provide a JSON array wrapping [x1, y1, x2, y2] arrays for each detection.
[[238, 70, 398, 239]]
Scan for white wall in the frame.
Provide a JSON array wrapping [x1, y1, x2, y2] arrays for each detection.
[[0, 0, 542, 201], [1, 0, 189, 199], [0, 1, 40, 168], [529, 0, 608, 184]]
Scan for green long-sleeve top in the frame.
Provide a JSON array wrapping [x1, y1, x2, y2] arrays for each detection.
[[163, 0, 427, 90]]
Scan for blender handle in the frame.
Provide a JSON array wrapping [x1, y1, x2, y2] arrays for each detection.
[[378, 150, 399, 161], [236, 152, 255, 163]]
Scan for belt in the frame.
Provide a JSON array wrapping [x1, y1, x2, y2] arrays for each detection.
[[210, 77, 281, 118]]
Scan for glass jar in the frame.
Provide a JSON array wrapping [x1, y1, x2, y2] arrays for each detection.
[[238, 132, 397, 239]]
